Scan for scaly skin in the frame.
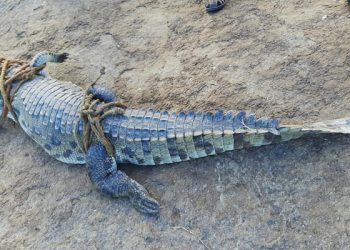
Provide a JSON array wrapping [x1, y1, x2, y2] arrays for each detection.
[[9, 76, 297, 166], [1, 52, 350, 214]]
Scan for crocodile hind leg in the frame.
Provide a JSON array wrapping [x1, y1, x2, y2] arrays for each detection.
[[86, 142, 160, 214], [31, 51, 69, 77], [87, 85, 117, 103]]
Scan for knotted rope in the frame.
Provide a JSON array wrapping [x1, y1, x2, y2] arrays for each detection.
[[80, 84, 127, 157], [1, 56, 126, 158], [0, 57, 45, 120]]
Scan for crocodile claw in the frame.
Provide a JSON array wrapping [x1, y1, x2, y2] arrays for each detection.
[[128, 181, 160, 214], [57, 52, 69, 63]]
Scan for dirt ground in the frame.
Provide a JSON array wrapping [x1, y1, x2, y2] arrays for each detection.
[[1, 0, 350, 249]]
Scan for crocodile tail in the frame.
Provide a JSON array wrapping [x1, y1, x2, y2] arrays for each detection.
[[291, 117, 350, 135], [194, 111, 350, 155], [275, 117, 350, 144], [190, 111, 292, 155], [217, 115, 350, 151]]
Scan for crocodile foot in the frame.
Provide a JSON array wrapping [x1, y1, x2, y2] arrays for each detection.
[[86, 142, 160, 214]]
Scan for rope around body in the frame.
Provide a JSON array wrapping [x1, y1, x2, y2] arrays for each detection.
[[0, 56, 126, 158], [0, 57, 45, 120], [80, 85, 127, 157]]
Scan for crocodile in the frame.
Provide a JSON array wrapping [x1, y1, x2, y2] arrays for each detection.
[[1, 51, 350, 214]]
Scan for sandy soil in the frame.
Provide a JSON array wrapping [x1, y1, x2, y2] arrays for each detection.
[[1, 0, 350, 249]]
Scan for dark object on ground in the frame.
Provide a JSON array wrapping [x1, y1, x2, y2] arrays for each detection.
[[206, 0, 226, 12]]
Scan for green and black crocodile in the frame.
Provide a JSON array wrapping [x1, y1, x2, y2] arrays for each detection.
[[1, 52, 350, 214]]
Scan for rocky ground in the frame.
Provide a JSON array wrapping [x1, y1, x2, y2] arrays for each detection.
[[1, 0, 350, 249]]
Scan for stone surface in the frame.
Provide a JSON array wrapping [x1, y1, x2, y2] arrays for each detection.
[[1, 0, 350, 249]]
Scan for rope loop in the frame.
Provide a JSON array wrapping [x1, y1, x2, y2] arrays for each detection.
[[80, 83, 127, 157], [1, 56, 125, 159], [0, 57, 45, 121]]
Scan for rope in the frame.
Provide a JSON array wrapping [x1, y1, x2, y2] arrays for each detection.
[[1, 56, 126, 158], [80, 83, 127, 157], [0, 57, 45, 121]]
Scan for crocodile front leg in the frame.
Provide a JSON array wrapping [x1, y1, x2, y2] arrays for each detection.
[[86, 142, 160, 214], [30, 51, 69, 77]]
